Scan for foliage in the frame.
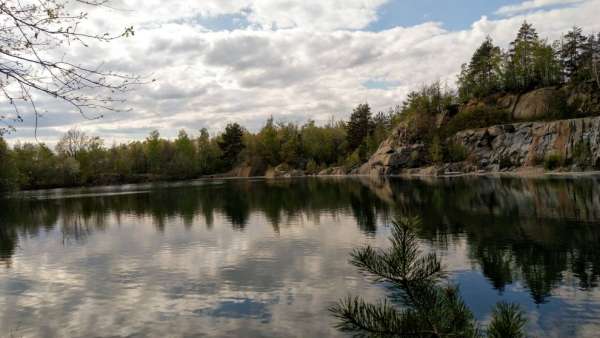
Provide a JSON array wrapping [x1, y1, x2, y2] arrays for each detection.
[[347, 104, 373, 152], [487, 302, 528, 338], [330, 216, 527, 338], [458, 22, 599, 99], [573, 140, 592, 167], [0, 0, 139, 135], [218, 123, 245, 170], [0, 137, 19, 191], [458, 37, 503, 100], [446, 141, 468, 163], [544, 153, 564, 170], [429, 135, 444, 164], [444, 107, 512, 137]]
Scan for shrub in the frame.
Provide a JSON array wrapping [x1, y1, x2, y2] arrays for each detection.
[[429, 135, 444, 164], [446, 141, 468, 162], [573, 140, 592, 167], [547, 90, 571, 120], [544, 153, 564, 170], [344, 150, 361, 171], [305, 159, 319, 175], [444, 107, 512, 137], [499, 156, 513, 170]]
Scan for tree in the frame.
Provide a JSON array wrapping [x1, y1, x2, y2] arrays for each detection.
[[257, 117, 281, 166], [458, 37, 502, 99], [0, 0, 138, 135], [172, 130, 197, 178], [145, 130, 162, 174], [347, 103, 372, 152], [0, 137, 19, 191], [197, 128, 223, 175], [56, 129, 97, 158], [330, 216, 527, 338], [218, 123, 245, 170], [560, 26, 588, 82], [506, 21, 541, 90]]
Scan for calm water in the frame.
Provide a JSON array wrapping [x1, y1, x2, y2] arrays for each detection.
[[2, 177, 600, 337]]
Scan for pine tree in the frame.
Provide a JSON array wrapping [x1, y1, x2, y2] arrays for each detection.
[[330, 216, 527, 338], [458, 37, 502, 99], [347, 103, 373, 152], [560, 26, 588, 82], [506, 21, 541, 90], [218, 123, 245, 170]]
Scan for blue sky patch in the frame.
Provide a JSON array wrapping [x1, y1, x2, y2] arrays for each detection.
[[368, 0, 523, 31], [363, 79, 402, 90]]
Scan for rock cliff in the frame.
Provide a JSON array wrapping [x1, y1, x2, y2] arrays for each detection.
[[360, 116, 600, 176]]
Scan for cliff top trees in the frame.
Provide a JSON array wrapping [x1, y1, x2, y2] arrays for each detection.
[[458, 37, 502, 100], [560, 26, 588, 82], [0, 0, 138, 135]]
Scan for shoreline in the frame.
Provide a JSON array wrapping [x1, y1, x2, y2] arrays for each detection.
[[7, 169, 600, 194]]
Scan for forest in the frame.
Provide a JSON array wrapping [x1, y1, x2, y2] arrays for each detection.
[[1, 22, 599, 191]]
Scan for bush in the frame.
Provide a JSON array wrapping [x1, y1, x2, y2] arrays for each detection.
[[344, 150, 361, 171], [544, 153, 564, 170], [573, 140, 592, 167], [499, 156, 513, 170], [547, 90, 571, 120], [444, 107, 512, 137], [446, 141, 468, 162], [429, 135, 444, 164], [305, 159, 319, 175]]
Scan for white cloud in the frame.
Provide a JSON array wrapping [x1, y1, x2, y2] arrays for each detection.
[[495, 0, 585, 16], [4, 0, 600, 144]]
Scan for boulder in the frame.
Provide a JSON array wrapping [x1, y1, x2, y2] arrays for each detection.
[[266, 164, 305, 178], [318, 167, 347, 176], [512, 87, 558, 120]]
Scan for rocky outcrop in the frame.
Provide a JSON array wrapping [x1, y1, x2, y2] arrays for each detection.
[[360, 116, 600, 176], [265, 164, 305, 178], [358, 124, 429, 176], [512, 87, 558, 120], [453, 117, 600, 171], [318, 166, 348, 176]]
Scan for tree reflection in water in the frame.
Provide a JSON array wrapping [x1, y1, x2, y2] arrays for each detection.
[[2, 176, 600, 305]]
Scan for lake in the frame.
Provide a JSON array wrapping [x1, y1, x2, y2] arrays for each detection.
[[1, 176, 600, 337]]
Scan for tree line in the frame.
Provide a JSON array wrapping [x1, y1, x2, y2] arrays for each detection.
[[1, 22, 599, 192], [0, 105, 398, 191], [458, 23, 600, 100]]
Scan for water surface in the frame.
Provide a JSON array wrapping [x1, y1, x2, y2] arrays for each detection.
[[2, 177, 600, 337]]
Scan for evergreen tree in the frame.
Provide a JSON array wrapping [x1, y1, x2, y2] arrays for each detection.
[[347, 103, 373, 152], [506, 21, 541, 90], [218, 123, 245, 170], [458, 37, 502, 99], [560, 26, 588, 82], [331, 216, 527, 338]]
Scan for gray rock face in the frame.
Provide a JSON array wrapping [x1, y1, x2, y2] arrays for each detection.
[[454, 117, 600, 171], [360, 116, 600, 176]]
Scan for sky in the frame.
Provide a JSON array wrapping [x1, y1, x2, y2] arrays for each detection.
[[4, 0, 600, 144]]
